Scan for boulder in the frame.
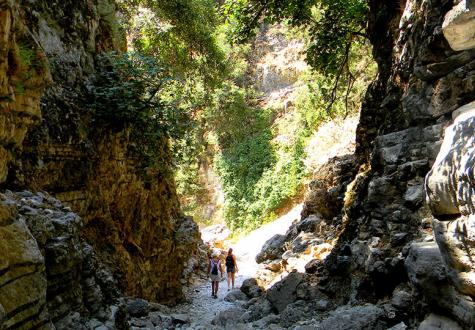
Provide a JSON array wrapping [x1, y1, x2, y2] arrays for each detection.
[[442, 0, 475, 51], [405, 242, 448, 296], [418, 313, 462, 330], [0, 191, 124, 329], [0, 198, 49, 329], [405, 242, 475, 327], [126, 299, 150, 317], [389, 322, 407, 330], [264, 260, 283, 272], [318, 304, 387, 330], [241, 278, 264, 298], [171, 313, 189, 325], [297, 215, 323, 233], [241, 297, 273, 322], [224, 290, 249, 302], [425, 102, 475, 297], [266, 271, 304, 313], [391, 287, 413, 310], [211, 306, 246, 327], [256, 234, 287, 263], [304, 259, 324, 274]]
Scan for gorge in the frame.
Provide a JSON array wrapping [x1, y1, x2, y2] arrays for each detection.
[[1, 0, 475, 329]]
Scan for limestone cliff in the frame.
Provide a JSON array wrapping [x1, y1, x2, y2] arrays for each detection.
[[1, 0, 199, 322]]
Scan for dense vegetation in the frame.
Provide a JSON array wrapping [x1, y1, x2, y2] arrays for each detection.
[[102, 0, 374, 232]]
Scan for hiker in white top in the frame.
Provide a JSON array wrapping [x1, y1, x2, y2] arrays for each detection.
[[208, 252, 223, 299]]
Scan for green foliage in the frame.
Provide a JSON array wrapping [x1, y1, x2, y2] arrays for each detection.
[[223, 0, 368, 76], [92, 0, 227, 174], [207, 80, 307, 231], [213, 109, 276, 230], [118, 0, 226, 84], [93, 52, 165, 127], [18, 44, 37, 69], [91, 52, 194, 174], [294, 41, 376, 124]]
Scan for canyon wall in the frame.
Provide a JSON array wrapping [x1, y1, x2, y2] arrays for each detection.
[[237, 0, 475, 329], [1, 0, 201, 328]]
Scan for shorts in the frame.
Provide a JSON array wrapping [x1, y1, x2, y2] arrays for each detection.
[[226, 266, 235, 273], [210, 273, 220, 282]]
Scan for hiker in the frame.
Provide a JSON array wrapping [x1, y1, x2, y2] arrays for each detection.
[[208, 252, 223, 298], [225, 248, 238, 290]]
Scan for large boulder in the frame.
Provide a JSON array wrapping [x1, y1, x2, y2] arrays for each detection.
[[266, 271, 304, 313], [405, 241, 475, 327], [0, 191, 123, 329], [418, 313, 463, 330], [442, 0, 475, 51], [256, 234, 287, 263], [211, 306, 246, 327], [425, 102, 475, 297], [241, 278, 264, 299], [317, 304, 387, 330], [405, 242, 448, 297]]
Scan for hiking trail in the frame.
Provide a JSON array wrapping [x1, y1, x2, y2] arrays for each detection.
[[170, 204, 303, 328]]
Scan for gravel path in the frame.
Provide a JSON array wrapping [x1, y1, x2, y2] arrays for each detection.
[[171, 204, 302, 329]]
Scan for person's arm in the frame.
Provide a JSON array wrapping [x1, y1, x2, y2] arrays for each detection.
[[233, 255, 239, 272], [220, 260, 224, 276], [207, 259, 211, 274]]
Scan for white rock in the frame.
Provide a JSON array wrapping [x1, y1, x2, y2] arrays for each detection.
[[418, 313, 463, 330], [442, 0, 475, 51]]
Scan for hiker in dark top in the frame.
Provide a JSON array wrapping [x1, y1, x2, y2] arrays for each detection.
[[225, 248, 238, 290], [208, 252, 223, 298]]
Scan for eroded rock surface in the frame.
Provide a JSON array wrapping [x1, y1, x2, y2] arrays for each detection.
[[0, 191, 124, 329], [425, 102, 475, 298], [443, 0, 475, 51]]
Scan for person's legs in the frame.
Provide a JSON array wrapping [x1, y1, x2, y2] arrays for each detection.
[[231, 272, 235, 289], [211, 280, 215, 296], [227, 271, 231, 290], [212, 281, 219, 298]]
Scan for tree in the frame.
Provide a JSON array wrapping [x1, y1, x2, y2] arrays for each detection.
[[223, 0, 369, 111]]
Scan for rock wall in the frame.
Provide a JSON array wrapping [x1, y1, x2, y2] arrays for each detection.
[[0, 191, 128, 329], [0, 0, 50, 180], [328, 0, 475, 304], [239, 0, 475, 329], [325, 0, 475, 326], [1, 0, 200, 320]]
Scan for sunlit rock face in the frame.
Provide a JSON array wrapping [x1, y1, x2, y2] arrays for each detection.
[[425, 0, 475, 303], [442, 0, 475, 51], [0, 0, 50, 182], [425, 101, 475, 297]]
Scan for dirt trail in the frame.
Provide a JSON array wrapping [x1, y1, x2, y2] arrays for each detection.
[[171, 204, 302, 329]]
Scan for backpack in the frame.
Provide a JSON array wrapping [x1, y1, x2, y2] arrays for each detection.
[[211, 260, 219, 275], [225, 255, 234, 268]]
